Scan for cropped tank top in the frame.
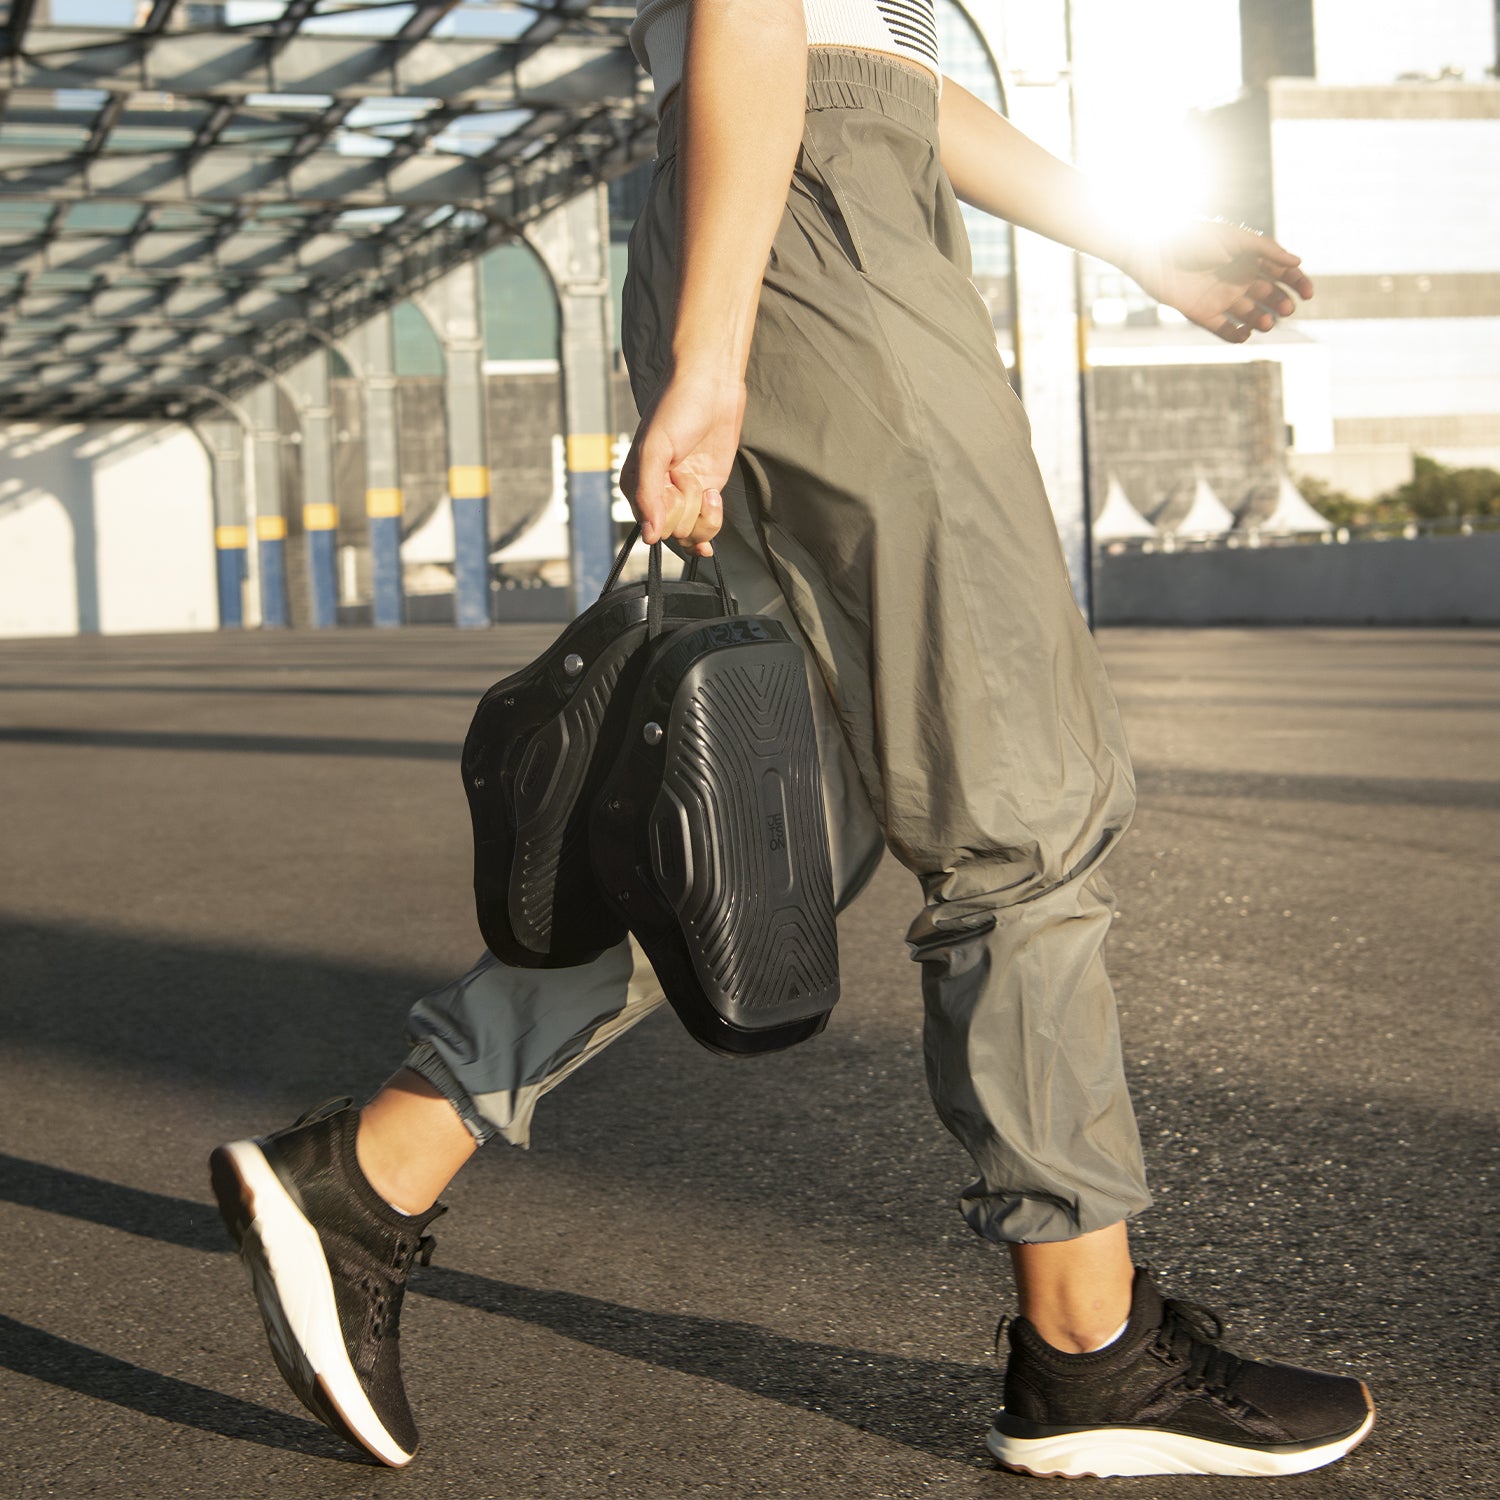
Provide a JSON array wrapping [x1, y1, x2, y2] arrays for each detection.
[[630, 1, 941, 112]]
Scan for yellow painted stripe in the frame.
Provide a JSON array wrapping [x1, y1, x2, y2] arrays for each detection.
[[366, 487, 405, 519], [1076, 314, 1090, 372], [255, 514, 287, 541], [448, 464, 490, 500], [303, 502, 339, 531], [566, 432, 614, 473], [215, 525, 248, 550]]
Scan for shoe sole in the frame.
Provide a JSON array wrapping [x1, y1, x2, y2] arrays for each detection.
[[209, 1140, 415, 1467], [986, 1385, 1375, 1478]]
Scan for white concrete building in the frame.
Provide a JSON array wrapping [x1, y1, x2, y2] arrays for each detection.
[[1204, 0, 1500, 493]]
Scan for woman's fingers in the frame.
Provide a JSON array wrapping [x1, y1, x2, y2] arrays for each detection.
[[687, 488, 723, 556], [631, 425, 674, 544], [1255, 241, 1313, 299]]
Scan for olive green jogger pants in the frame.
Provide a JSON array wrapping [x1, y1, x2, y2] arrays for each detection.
[[406, 49, 1151, 1243]]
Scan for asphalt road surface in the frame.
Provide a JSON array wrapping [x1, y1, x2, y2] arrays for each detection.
[[2, 626, 1496, 1500]]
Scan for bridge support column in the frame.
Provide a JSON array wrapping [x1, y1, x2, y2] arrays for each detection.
[[527, 184, 616, 614], [348, 311, 405, 628], [248, 381, 289, 629], [200, 418, 248, 629], [288, 347, 339, 628], [419, 263, 492, 628]]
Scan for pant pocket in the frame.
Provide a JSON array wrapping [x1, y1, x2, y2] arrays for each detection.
[[793, 132, 867, 275]]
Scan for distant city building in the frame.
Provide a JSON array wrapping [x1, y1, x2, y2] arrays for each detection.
[[1201, 0, 1500, 494]]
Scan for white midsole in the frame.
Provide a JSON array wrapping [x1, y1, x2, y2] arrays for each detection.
[[986, 1405, 1375, 1478], [223, 1139, 412, 1467]]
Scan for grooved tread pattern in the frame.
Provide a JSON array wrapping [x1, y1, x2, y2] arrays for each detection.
[[511, 649, 631, 948], [659, 654, 838, 1018]]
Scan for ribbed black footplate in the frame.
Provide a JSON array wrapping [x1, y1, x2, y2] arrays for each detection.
[[658, 650, 838, 1023], [591, 615, 841, 1054]]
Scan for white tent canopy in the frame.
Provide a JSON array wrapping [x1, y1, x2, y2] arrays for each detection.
[[1094, 475, 1157, 540], [1249, 473, 1332, 534], [400, 497, 456, 565], [1166, 475, 1235, 536]]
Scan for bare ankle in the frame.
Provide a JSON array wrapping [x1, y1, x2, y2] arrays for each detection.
[[1008, 1221, 1136, 1354], [1026, 1306, 1131, 1353], [356, 1069, 476, 1213]]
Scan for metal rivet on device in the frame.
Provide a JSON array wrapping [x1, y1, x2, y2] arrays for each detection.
[[563, 653, 584, 676], [643, 721, 663, 745]]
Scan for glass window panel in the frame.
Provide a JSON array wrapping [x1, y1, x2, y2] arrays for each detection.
[[433, 3, 535, 40], [393, 299, 443, 375], [334, 130, 396, 156], [0, 123, 91, 147], [0, 203, 55, 231], [334, 205, 406, 227], [244, 93, 336, 111], [343, 98, 441, 130], [301, 4, 416, 37], [51, 0, 139, 25], [104, 127, 198, 150], [61, 202, 144, 231], [481, 241, 556, 361], [224, 1, 291, 24]]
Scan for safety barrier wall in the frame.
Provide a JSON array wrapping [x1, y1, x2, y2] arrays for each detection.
[[1095, 534, 1500, 626]]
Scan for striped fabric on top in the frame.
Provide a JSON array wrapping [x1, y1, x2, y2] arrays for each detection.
[[631, 1, 942, 112]]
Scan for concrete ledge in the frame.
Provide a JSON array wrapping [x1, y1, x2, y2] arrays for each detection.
[[1097, 534, 1500, 625], [337, 585, 573, 628]]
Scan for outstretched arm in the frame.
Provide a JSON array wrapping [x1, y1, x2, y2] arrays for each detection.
[[620, 0, 806, 555], [938, 76, 1313, 343]]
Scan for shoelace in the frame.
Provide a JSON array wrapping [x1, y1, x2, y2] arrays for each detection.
[[369, 1224, 443, 1343], [1155, 1297, 1246, 1398], [293, 1096, 355, 1128]]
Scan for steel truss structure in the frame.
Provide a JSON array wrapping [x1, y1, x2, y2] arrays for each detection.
[[0, 0, 654, 421]]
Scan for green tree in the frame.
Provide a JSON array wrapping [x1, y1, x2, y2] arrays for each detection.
[[1293, 476, 1361, 527], [1390, 454, 1500, 520]]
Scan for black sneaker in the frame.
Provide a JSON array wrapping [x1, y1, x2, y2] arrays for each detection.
[[209, 1099, 444, 1467], [989, 1267, 1374, 1477]]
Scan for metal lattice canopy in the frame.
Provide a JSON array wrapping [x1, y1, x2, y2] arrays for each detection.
[[0, 0, 654, 421]]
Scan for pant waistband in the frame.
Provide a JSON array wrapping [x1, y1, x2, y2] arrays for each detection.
[[656, 46, 940, 160]]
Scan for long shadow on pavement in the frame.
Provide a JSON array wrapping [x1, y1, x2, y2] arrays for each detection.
[[0, 1313, 366, 1463], [0, 1155, 995, 1468]]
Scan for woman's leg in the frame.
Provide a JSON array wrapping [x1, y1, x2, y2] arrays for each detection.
[[627, 53, 1152, 1252], [356, 509, 886, 1208]]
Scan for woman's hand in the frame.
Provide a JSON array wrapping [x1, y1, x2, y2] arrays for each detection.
[[619, 362, 745, 556], [1121, 218, 1315, 343]]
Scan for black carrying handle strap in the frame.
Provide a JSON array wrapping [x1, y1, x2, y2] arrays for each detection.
[[601, 521, 644, 594], [602, 523, 734, 638]]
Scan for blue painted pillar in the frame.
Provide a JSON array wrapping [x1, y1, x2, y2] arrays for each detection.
[[215, 535, 248, 628], [563, 440, 615, 605], [256, 514, 290, 628], [249, 382, 289, 629], [527, 185, 617, 613], [290, 348, 339, 628], [200, 418, 248, 629], [451, 481, 491, 628], [367, 503, 404, 628], [419, 262, 493, 629], [350, 311, 405, 628]]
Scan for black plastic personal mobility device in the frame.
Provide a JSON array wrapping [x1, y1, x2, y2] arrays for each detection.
[[461, 529, 727, 967], [463, 527, 841, 1056], [589, 546, 841, 1056]]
